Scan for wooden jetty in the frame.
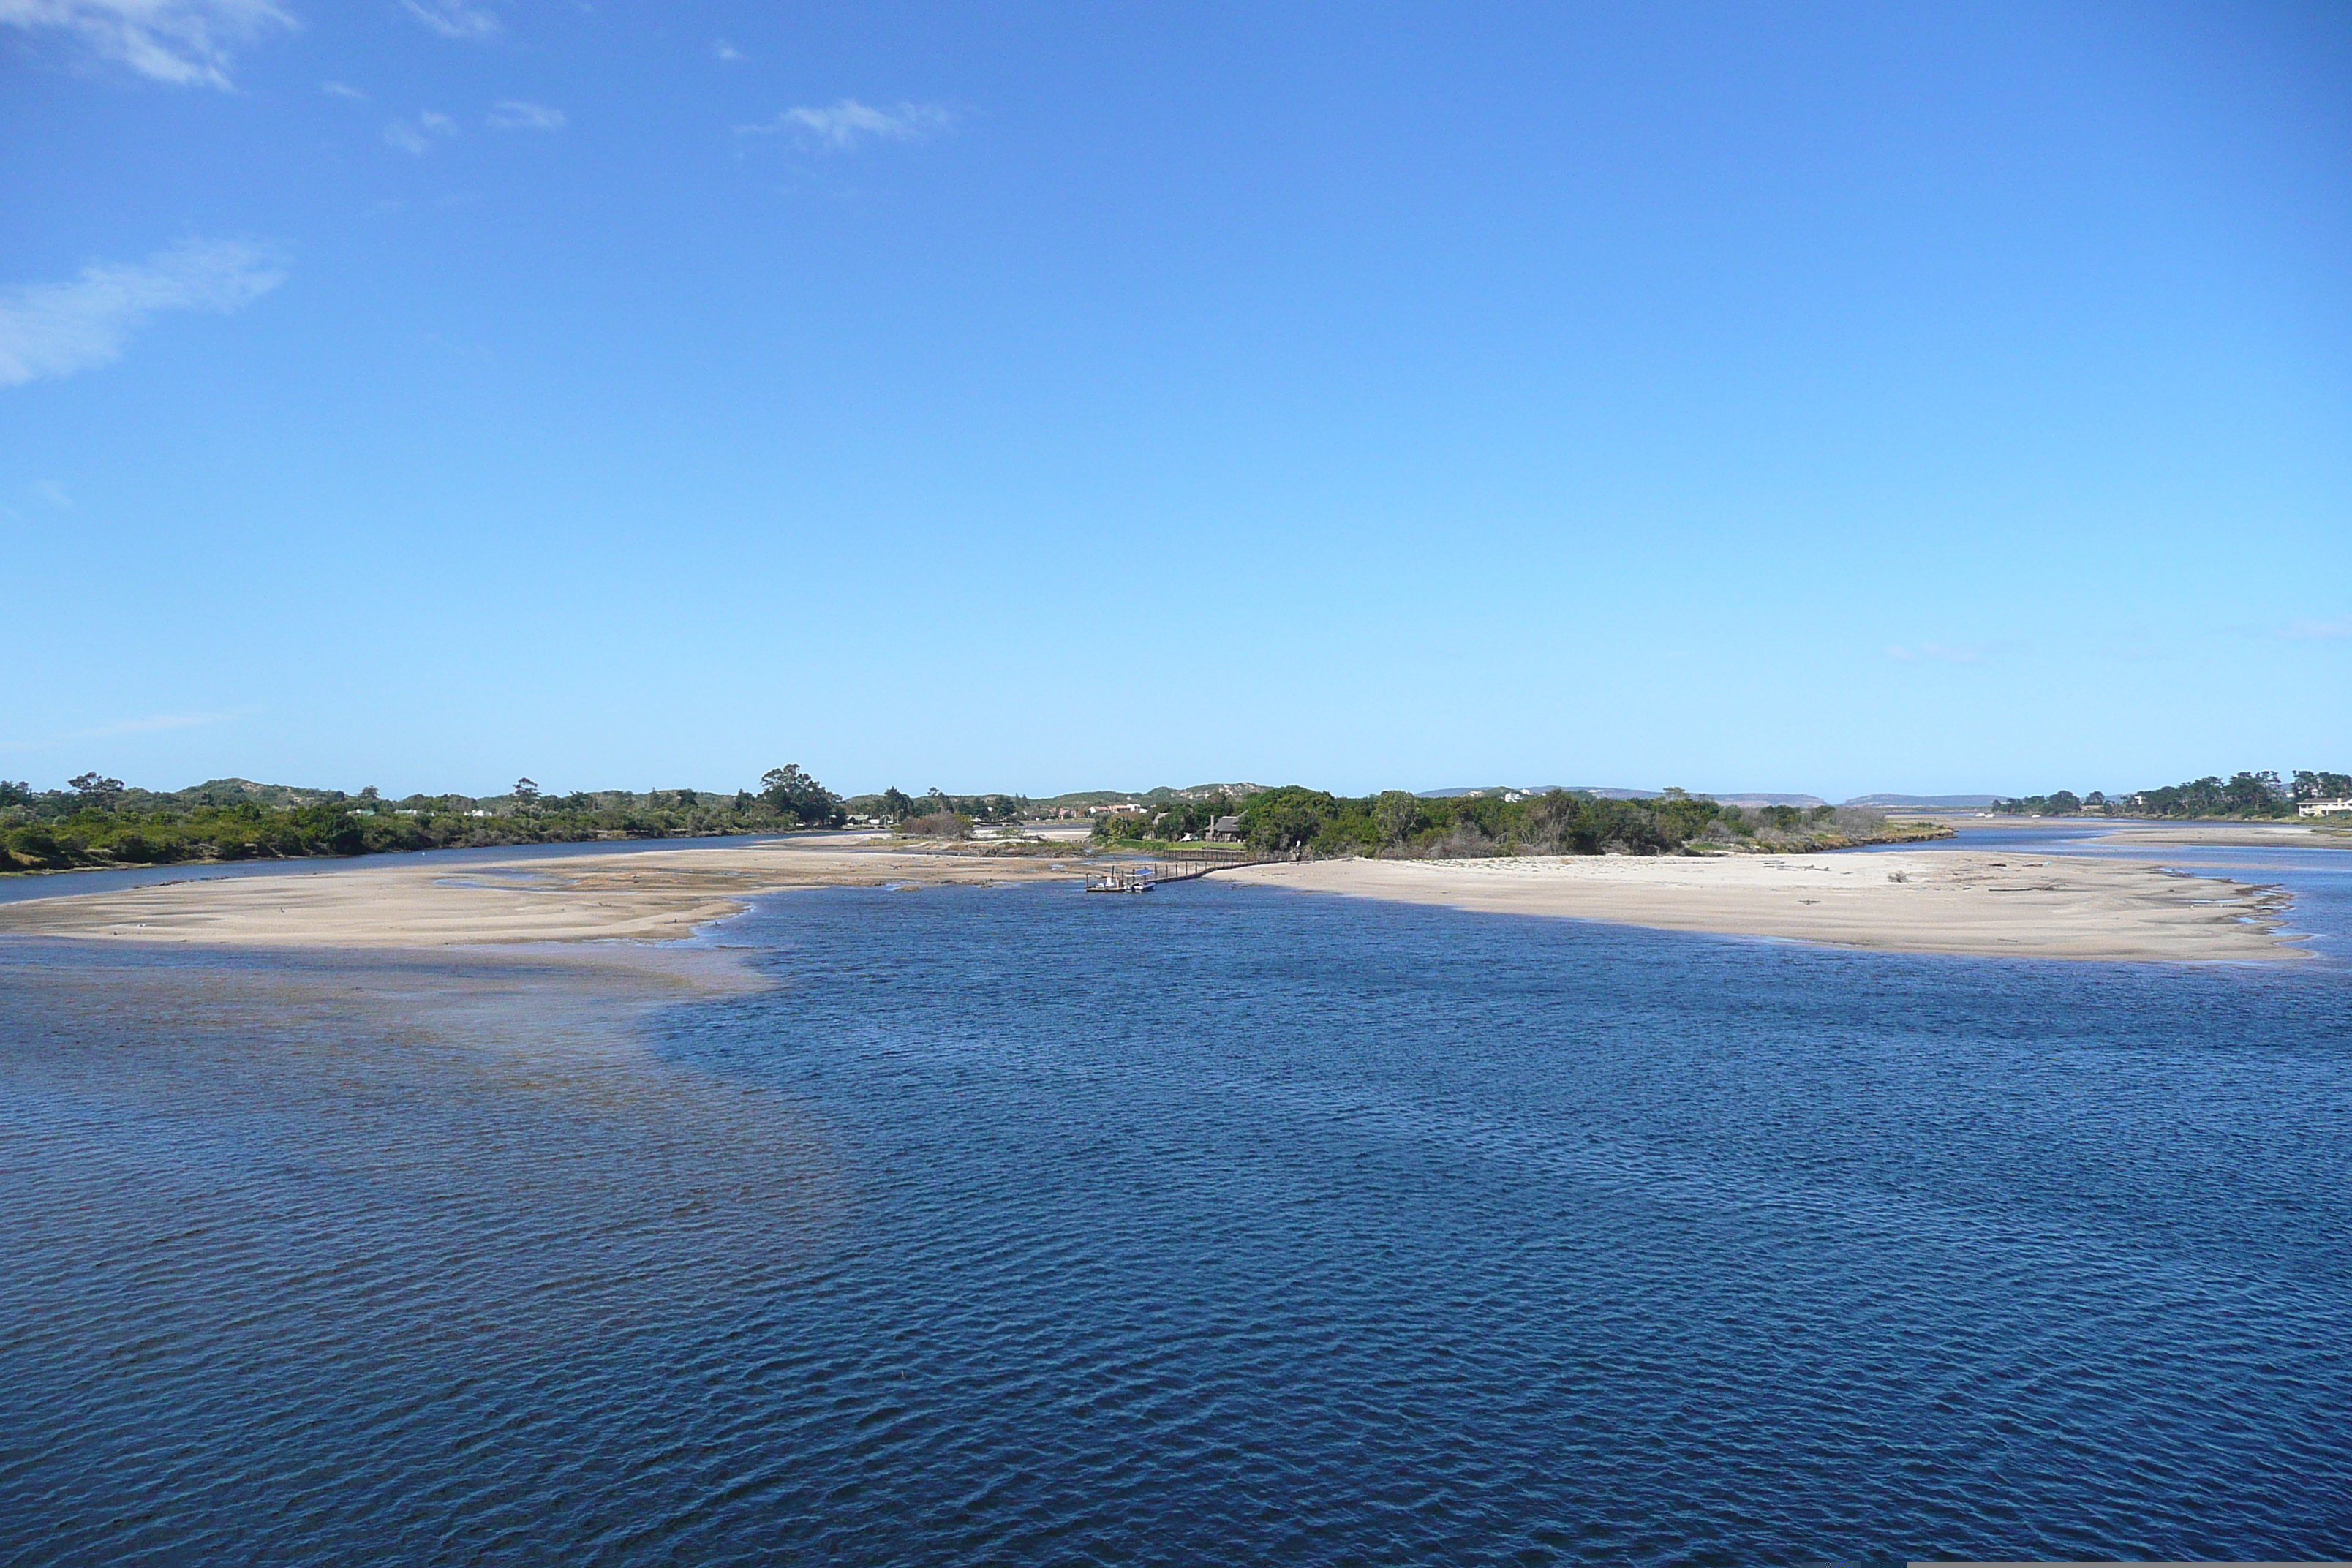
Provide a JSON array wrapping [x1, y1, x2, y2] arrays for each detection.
[[1082, 845, 1290, 893]]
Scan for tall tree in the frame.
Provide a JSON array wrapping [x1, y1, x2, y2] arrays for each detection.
[[761, 765, 845, 828], [69, 772, 126, 807]]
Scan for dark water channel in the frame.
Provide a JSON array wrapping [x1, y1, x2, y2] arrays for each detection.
[[3, 861, 2348, 1564]]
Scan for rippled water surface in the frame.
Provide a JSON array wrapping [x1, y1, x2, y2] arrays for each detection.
[[4, 873, 2351, 1565]]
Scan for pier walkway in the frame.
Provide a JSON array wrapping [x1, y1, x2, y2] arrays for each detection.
[[1082, 845, 1291, 892]]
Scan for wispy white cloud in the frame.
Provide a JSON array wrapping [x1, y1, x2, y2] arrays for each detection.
[[33, 479, 72, 508], [1, 707, 249, 753], [739, 98, 954, 149], [487, 98, 563, 130], [0, 0, 292, 87], [66, 709, 240, 740], [713, 38, 743, 62], [384, 108, 456, 154], [0, 238, 284, 388], [1885, 642, 1986, 664], [321, 78, 363, 99], [400, 0, 495, 39], [2280, 616, 2352, 641]]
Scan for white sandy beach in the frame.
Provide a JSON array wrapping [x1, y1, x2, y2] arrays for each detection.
[[1218, 846, 2304, 962], [0, 826, 2318, 962]]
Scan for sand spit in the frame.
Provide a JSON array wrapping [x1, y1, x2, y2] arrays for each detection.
[[2091, 821, 2352, 850], [1218, 850, 2305, 962], [0, 837, 1074, 949]]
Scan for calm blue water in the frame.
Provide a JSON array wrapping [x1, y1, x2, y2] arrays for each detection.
[[4, 867, 2351, 1565]]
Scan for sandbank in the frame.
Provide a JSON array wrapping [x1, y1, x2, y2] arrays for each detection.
[[1219, 850, 2304, 962], [0, 834, 2311, 963], [0, 835, 1072, 949], [2089, 821, 2352, 849]]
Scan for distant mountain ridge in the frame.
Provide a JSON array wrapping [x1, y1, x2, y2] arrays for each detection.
[[1841, 794, 2001, 809]]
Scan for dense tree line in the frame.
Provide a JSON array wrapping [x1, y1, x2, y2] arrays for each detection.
[[856, 788, 1031, 827], [0, 767, 843, 872], [1095, 786, 1923, 858], [1993, 769, 2351, 819]]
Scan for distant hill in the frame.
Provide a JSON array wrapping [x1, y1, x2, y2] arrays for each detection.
[[1842, 794, 2001, 809], [1142, 782, 1266, 803], [1419, 784, 1635, 799], [154, 777, 349, 810], [1418, 785, 1827, 807], [1036, 783, 1264, 808]]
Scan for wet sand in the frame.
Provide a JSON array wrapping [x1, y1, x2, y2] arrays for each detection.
[[1220, 849, 2304, 962]]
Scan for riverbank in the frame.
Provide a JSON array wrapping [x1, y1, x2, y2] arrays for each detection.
[[1219, 849, 2304, 962]]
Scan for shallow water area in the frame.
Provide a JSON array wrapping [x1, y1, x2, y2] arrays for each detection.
[[0, 829, 875, 908], [1855, 818, 2352, 964], [4, 877, 2350, 1564]]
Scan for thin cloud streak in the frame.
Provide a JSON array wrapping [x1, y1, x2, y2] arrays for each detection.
[[0, 238, 284, 388], [0, 0, 292, 87], [385, 110, 456, 154], [739, 98, 954, 149], [0, 708, 248, 753], [488, 99, 565, 131], [400, 0, 496, 39], [1885, 643, 1987, 665], [2280, 617, 2352, 641], [67, 709, 241, 740]]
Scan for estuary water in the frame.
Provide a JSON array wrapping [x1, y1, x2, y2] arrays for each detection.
[[3, 859, 2350, 1564]]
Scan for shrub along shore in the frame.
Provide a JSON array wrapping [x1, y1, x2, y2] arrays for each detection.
[[0, 768, 845, 874], [1094, 787, 1952, 859]]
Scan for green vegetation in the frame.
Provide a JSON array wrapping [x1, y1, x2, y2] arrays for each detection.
[[845, 787, 1031, 827], [1086, 792, 1245, 844], [0, 766, 844, 873], [1092, 786, 1942, 858], [1992, 770, 2351, 819]]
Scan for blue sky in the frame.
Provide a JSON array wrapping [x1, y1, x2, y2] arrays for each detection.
[[3, 1, 2346, 801]]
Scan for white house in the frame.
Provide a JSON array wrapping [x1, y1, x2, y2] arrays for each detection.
[[2299, 798, 2352, 818]]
